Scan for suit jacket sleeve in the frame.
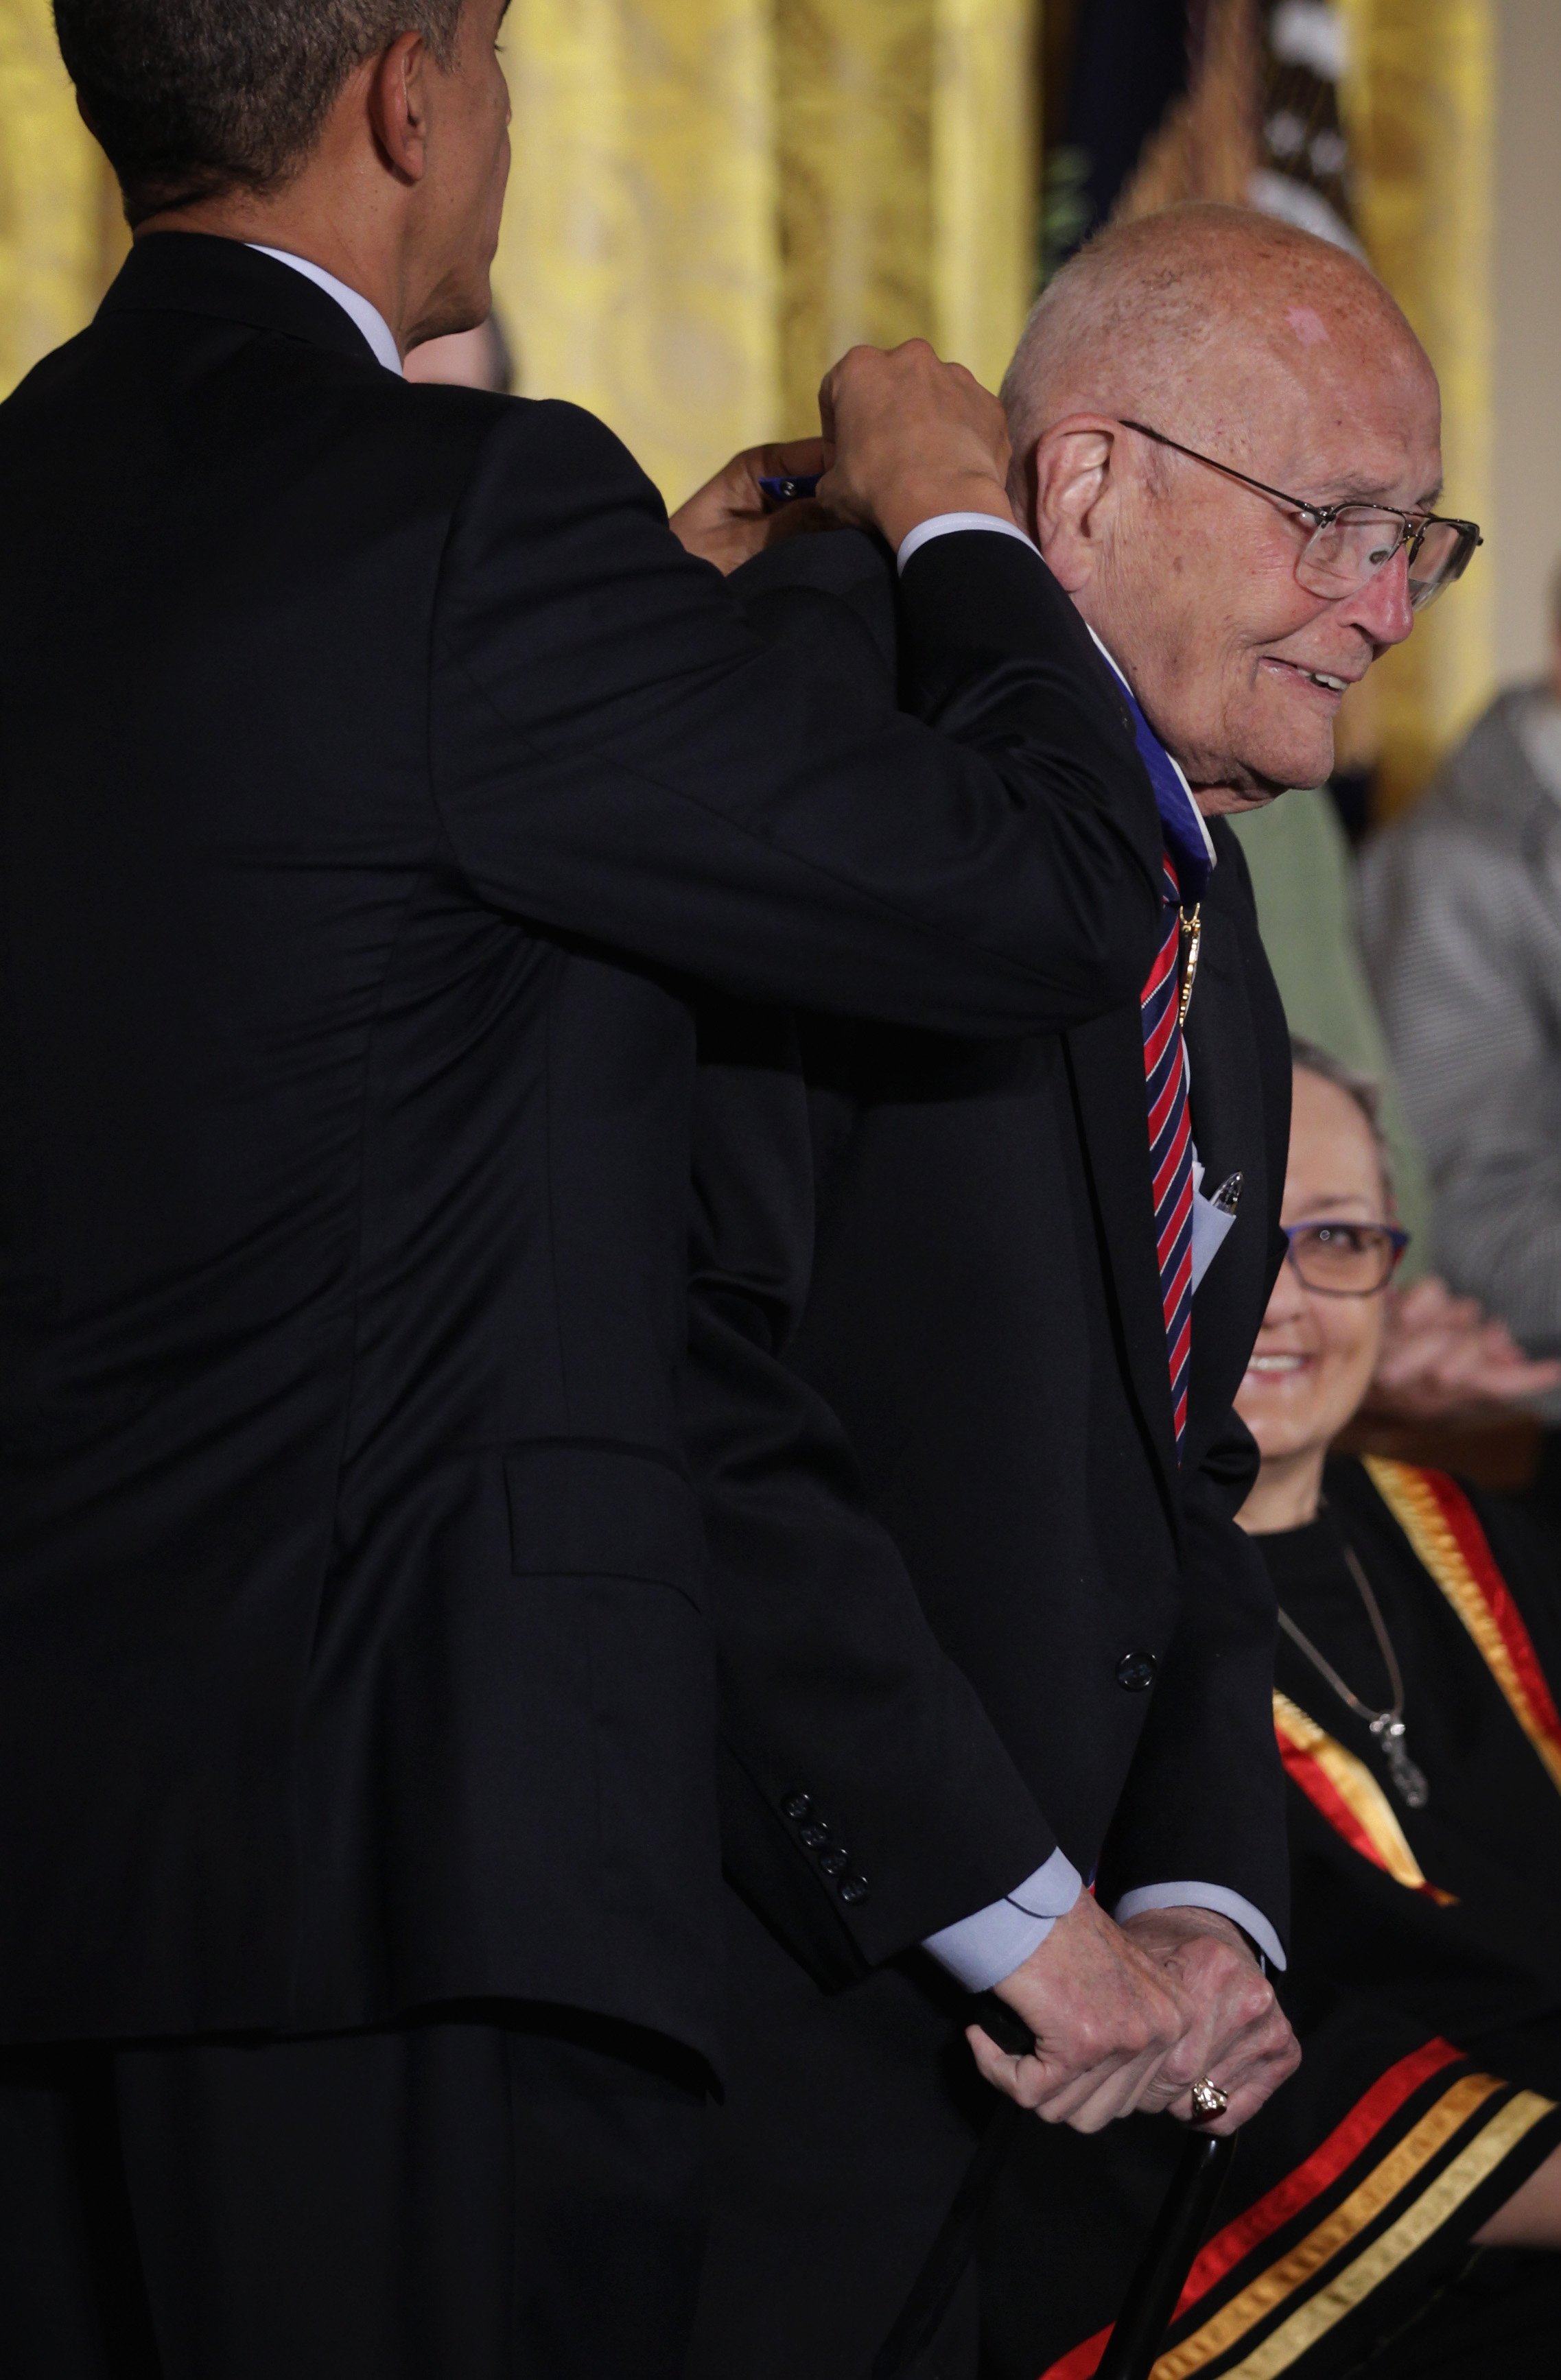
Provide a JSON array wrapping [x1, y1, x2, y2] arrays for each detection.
[[685, 998, 1057, 1986], [427, 401, 1162, 1033], [1094, 1419, 1291, 1954], [681, 541, 1060, 1981]]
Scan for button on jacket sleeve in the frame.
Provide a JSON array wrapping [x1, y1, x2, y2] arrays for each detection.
[[428, 401, 1163, 1032]]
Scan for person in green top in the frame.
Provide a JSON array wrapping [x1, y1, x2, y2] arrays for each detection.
[[1232, 786, 1558, 1420], [1230, 788, 1429, 1262]]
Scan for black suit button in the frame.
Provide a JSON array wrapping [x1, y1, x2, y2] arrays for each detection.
[[799, 1821, 830, 1849], [1116, 1652, 1158, 1693], [819, 1848, 849, 1878], [838, 1876, 869, 1906], [781, 1793, 812, 1822]]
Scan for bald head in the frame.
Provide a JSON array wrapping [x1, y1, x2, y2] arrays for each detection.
[[1002, 202, 1446, 816], [1001, 202, 1430, 483]]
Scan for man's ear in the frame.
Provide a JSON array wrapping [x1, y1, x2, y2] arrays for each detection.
[[1031, 419, 1121, 594], [366, 32, 431, 184]]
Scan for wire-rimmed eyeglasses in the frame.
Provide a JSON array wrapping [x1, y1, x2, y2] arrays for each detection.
[[1120, 420, 1482, 612], [1283, 1219, 1409, 1297]]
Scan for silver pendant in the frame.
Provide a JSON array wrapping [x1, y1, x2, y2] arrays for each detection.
[[1370, 1715, 1430, 1809]]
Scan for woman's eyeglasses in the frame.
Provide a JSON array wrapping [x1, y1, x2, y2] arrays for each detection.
[[1282, 1219, 1409, 1297]]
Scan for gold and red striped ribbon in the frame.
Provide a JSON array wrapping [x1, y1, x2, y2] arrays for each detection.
[[1037, 2042, 1554, 2380], [1271, 1692, 1456, 1906], [1365, 1459, 1561, 1795]]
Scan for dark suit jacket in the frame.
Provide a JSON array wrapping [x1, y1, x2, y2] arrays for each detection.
[[683, 530, 1294, 2380], [0, 237, 1163, 2057], [693, 530, 1293, 1970]]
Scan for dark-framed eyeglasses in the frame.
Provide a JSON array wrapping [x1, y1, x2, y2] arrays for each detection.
[[1119, 419, 1482, 612], [1282, 1218, 1409, 1297]]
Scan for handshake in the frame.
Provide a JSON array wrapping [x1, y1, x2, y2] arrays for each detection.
[[971, 1892, 1300, 2138], [668, 338, 1021, 574]]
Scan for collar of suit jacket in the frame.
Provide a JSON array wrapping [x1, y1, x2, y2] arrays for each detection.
[[97, 232, 384, 374]]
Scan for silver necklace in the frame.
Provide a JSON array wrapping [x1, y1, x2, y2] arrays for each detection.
[[1278, 1507, 1430, 1810]]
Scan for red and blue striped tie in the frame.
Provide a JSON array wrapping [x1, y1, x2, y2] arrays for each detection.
[[1142, 854, 1194, 1458]]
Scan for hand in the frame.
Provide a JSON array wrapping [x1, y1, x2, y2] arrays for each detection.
[[1123, 1907, 1300, 2135], [668, 438, 829, 574], [817, 340, 1016, 553], [966, 1892, 1186, 2134], [1474, 2139, 1561, 2247], [1362, 1276, 1561, 1424]]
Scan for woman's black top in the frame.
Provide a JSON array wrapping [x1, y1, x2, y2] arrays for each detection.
[[982, 1454, 1561, 2380]]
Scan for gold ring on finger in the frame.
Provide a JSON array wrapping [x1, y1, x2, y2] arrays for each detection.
[[1189, 2075, 1229, 2121]]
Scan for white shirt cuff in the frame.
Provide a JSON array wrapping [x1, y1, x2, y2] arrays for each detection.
[[1112, 1881, 1287, 1972], [921, 1846, 1083, 1991], [895, 512, 1040, 574]]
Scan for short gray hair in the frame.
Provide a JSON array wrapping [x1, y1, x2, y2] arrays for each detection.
[[55, 0, 465, 225], [1289, 1035, 1396, 1210]]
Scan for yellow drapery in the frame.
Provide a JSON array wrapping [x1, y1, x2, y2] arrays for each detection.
[[494, 0, 1035, 505], [1339, 0, 1496, 813], [0, 0, 121, 397], [0, 0, 1035, 509]]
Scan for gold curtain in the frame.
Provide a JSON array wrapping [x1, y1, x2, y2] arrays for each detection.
[[495, 0, 782, 511], [0, 0, 1034, 508], [1339, 0, 1497, 813], [0, 0, 123, 397], [496, 0, 1035, 506]]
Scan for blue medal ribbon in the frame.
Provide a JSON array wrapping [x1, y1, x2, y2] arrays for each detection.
[[1092, 641, 1214, 908]]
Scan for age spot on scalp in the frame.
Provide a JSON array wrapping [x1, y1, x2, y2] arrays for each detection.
[[1285, 305, 1330, 348]]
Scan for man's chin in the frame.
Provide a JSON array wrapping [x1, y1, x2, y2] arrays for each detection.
[[1241, 725, 1335, 800], [1198, 787, 1283, 818]]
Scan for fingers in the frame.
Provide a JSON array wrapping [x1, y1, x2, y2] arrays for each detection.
[[965, 2027, 1179, 2132], [1118, 1910, 1300, 2136], [666, 436, 836, 571], [1160, 2002, 1302, 2133], [755, 436, 828, 483], [1372, 1276, 1559, 1415], [814, 339, 1014, 550], [1045, 2044, 1181, 2134], [967, 1896, 1190, 2129], [979, 1904, 1303, 2141]]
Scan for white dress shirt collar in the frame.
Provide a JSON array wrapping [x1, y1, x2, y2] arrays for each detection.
[[246, 246, 403, 377]]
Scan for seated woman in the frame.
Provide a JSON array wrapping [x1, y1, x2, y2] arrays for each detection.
[[983, 1039, 1561, 2380]]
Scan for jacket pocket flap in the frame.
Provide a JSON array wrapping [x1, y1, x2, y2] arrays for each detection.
[[504, 1441, 705, 1597]]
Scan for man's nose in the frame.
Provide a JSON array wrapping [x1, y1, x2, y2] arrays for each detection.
[[1341, 541, 1415, 650]]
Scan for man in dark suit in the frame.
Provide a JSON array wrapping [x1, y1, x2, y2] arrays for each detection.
[[0, 7, 1207, 2375], [684, 202, 1457, 2377]]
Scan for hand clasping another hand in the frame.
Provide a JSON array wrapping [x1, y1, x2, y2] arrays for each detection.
[[1122, 1905, 1300, 2135], [967, 1895, 1299, 2138]]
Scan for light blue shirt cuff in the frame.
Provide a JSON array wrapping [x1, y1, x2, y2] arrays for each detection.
[[895, 512, 1040, 574], [921, 1846, 1083, 1991], [1112, 1881, 1287, 1972]]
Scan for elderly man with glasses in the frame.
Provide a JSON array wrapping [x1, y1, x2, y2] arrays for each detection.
[[673, 200, 1482, 2380]]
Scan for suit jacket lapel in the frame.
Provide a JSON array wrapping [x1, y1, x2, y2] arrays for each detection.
[[1183, 905, 1270, 1450], [1065, 1004, 1182, 1518]]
